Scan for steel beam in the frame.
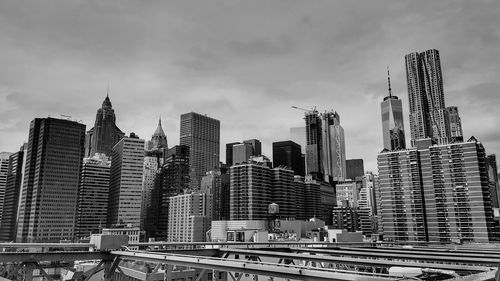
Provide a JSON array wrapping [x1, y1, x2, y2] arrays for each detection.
[[333, 246, 500, 259], [111, 250, 401, 281], [0, 251, 111, 263], [220, 248, 491, 273], [295, 247, 500, 266]]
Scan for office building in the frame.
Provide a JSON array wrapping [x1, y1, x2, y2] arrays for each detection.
[[167, 192, 210, 242], [141, 119, 167, 230], [179, 112, 220, 190], [107, 134, 145, 228], [377, 137, 496, 243], [232, 143, 253, 164], [243, 139, 262, 156], [74, 154, 110, 239], [294, 176, 321, 220], [304, 110, 323, 179], [0, 146, 25, 242], [272, 141, 305, 176], [200, 168, 230, 221], [147, 145, 190, 239], [0, 152, 11, 229], [447, 106, 464, 143], [16, 118, 86, 242], [345, 159, 364, 180], [84, 95, 125, 157], [405, 49, 449, 145], [335, 181, 360, 208], [225, 142, 240, 166], [486, 155, 499, 209]]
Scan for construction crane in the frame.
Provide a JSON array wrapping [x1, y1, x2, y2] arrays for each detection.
[[291, 105, 317, 113]]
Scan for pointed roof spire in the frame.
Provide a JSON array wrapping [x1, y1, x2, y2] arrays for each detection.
[[153, 115, 166, 137], [387, 66, 392, 97], [106, 81, 109, 98], [102, 82, 112, 109]]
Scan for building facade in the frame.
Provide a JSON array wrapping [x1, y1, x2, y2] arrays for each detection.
[[179, 112, 220, 190], [405, 49, 449, 145], [0, 146, 25, 242], [446, 106, 464, 143], [75, 154, 111, 239], [381, 95, 406, 151], [167, 192, 210, 242], [0, 152, 12, 229], [84, 95, 125, 157], [200, 168, 230, 221], [272, 140, 305, 176], [345, 159, 364, 180], [107, 134, 145, 228], [377, 138, 496, 243], [321, 110, 346, 182], [16, 118, 86, 242]]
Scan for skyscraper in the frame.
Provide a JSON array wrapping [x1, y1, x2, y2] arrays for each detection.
[[272, 140, 305, 176], [304, 110, 323, 179], [84, 95, 125, 157], [0, 146, 24, 242], [149, 145, 190, 239], [16, 118, 86, 242], [146, 117, 168, 150], [381, 67, 406, 151], [232, 143, 253, 164], [271, 167, 296, 219], [0, 152, 12, 229], [75, 154, 110, 238], [345, 159, 364, 180], [289, 127, 306, 154], [107, 133, 145, 227], [446, 106, 464, 142], [321, 110, 346, 182], [200, 168, 230, 221], [225, 142, 240, 166], [405, 49, 449, 145], [179, 112, 220, 190]]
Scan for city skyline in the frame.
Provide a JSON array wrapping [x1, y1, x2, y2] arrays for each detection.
[[0, 1, 499, 172]]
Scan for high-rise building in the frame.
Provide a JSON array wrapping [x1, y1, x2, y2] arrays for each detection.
[[304, 110, 323, 180], [230, 161, 272, 220], [272, 141, 305, 176], [107, 134, 144, 227], [345, 159, 364, 180], [335, 180, 360, 208], [141, 118, 167, 230], [167, 192, 210, 242], [377, 137, 496, 243], [16, 118, 85, 242], [243, 139, 262, 156], [148, 145, 190, 239], [0, 146, 25, 242], [381, 68, 406, 151], [405, 49, 449, 145], [232, 143, 253, 165], [84, 95, 125, 157], [179, 112, 220, 190], [321, 110, 346, 182], [271, 167, 295, 219], [200, 168, 230, 221], [486, 155, 500, 209], [0, 152, 12, 229], [75, 154, 110, 238], [225, 142, 240, 166], [446, 106, 464, 143]]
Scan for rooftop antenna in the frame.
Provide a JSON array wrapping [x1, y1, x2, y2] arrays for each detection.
[[106, 81, 110, 98], [387, 66, 392, 97]]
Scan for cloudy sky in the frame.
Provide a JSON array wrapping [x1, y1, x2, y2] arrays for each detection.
[[0, 0, 499, 172]]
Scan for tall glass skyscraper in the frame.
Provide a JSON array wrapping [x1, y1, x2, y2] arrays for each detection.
[[405, 49, 449, 145], [16, 118, 86, 242], [179, 112, 220, 190], [381, 68, 406, 151]]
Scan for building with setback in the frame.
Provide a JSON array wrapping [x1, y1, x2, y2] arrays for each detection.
[[74, 154, 110, 239], [16, 118, 85, 242], [84, 95, 125, 157], [272, 141, 305, 176], [0, 146, 25, 242], [200, 168, 230, 221], [107, 134, 144, 228], [377, 137, 496, 243], [180, 112, 220, 190], [146, 145, 190, 239]]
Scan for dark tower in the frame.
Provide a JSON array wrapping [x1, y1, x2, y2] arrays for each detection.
[[85, 94, 125, 157]]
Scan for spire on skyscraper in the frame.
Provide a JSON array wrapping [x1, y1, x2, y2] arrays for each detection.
[[150, 116, 168, 149], [387, 66, 392, 97]]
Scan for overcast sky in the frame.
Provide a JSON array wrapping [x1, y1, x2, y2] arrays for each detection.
[[0, 0, 499, 172]]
